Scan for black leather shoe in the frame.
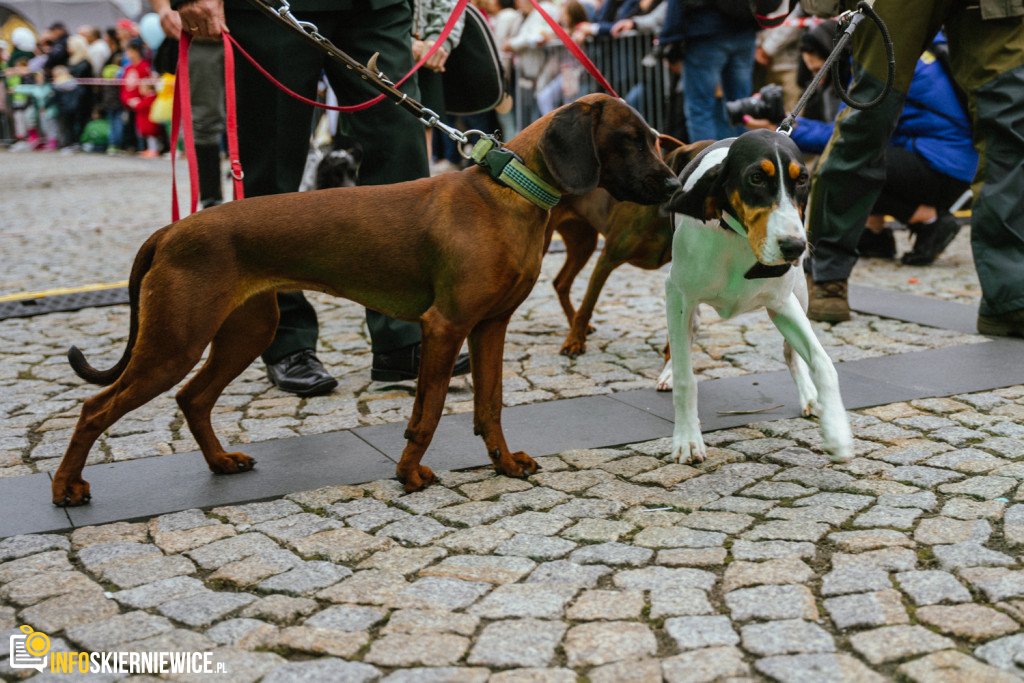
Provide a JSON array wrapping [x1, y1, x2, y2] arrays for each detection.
[[266, 349, 338, 397], [371, 343, 471, 382], [901, 213, 961, 266], [857, 226, 896, 259]]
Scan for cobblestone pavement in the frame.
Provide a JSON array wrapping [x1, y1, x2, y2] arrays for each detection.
[[3, 150, 1024, 681]]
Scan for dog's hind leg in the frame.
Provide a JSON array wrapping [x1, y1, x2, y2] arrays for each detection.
[[469, 314, 539, 478], [53, 335, 210, 506], [666, 281, 706, 463], [784, 340, 820, 417], [552, 220, 599, 331], [561, 250, 618, 358], [176, 292, 279, 475], [769, 293, 853, 462], [395, 310, 467, 492]]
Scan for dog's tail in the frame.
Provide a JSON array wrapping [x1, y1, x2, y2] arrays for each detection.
[[68, 231, 158, 385]]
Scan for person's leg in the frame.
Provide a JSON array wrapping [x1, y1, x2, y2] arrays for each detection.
[[946, 7, 1024, 332], [717, 30, 757, 139], [682, 37, 729, 142], [188, 40, 226, 207], [806, 0, 946, 320]]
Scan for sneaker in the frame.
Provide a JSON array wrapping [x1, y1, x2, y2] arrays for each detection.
[[139, 149, 161, 159], [858, 227, 896, 259], [901, 213, 961, 266], [807, 279, 850, 322], [978, 308, 1024, 337], [265, 349, 338, 397], [371, 343, 471, 382]]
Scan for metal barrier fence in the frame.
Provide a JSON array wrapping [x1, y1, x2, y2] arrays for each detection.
[[511, 30, 670, 134]]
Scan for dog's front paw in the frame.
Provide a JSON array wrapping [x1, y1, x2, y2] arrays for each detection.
[[560, 336, 587, 358], [52, 477, 91, 506], [496, 451, 541, 478], [656, 361, 673, 392], [210, 452, 256, 474], [672, 429, 706, 464], [398, 464, 437, 492]]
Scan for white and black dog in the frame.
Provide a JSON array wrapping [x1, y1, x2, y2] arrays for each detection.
[[299, 133, 364, 192], [658, 129, 854, 464]]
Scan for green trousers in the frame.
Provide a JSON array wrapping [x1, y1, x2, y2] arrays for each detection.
[[227, 2, 426, 362], [807, 0, 1024, 316]]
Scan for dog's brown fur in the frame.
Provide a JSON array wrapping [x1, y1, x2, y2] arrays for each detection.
[[545, 137, 715, 357], [53, 95, 678, 506]]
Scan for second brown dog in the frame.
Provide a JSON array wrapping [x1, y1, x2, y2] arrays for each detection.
[[52, 94, 678, 506], [546, 137, 714, 357]]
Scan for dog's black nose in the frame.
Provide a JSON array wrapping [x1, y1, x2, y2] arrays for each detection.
[[778, 236, 807, 261]]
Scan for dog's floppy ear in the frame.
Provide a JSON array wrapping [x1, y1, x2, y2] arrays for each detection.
[[666, 161, 727, 221], [538, 99, 601, 195]]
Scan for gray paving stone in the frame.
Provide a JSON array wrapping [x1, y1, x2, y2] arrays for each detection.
[[262, 659, 381, 683], [915, 517, 991, 545], [17, 588, 120, 632], [831, 547, 918, 572], [356, 546, 446, 575], [564, 621, 657, 668], [346, 507, 412, 532], [662, 646, 750, 683], [0, 550, 73, 583], [560, 518, 633, 542], [768, 504, 854, 525], [566, 589, 645, 621], [466, 619, 567, 668], [701, 496, 777, 514], [742, 520, 830, 542], [381, 667, 489, 683], [98, 553, 197, 589], [657, 548, 729, 567], [933, 542, 1017, 570], [494, 511, 572, 536], [568, 542, 653, 566], [212, 499, 304, 525], [741, 481, 818, 500], [649, 587, 714, 618], [205, 618, 277, 647], [632, 526, 727, 549], [740, 619, 835, 656], [495, 533, 576, 560], [498, 486, 572, 511], [722, 557, 813, 592], [433, 501, 518, 527], [392, 487, 468, 515], [975, 633, 1024, 676], [240, 594, 318, 623], [828, 529, 914, 552], [381, 609, 479, 636], [158, 591, 258, 628], [731, 540, 816, 561], [916, 603, 1020, 640], [65, 611, 174, 651], [885, 465, 965, 487], [942, 497, 1007, 520], [434, 527, 514, 554], [795, 492, 876, 510], [1, 570, 102, 606], [774, 467, 857, 491], [664, 615, 739, 650], [959, 567, 1024, 601], [488, 668, 577, 683], [755, 654, 888, 683], [420, 555, 536, 584], [547, 498, 625, 519], [823, 589, 909, 629], [764, 446, 830, 468], [363, 633, 471, 667], [185, 533, 281, 571], [877, 490, 939, 509], [848, 625, 955, 664], [327, 498, 389, 519], [852, 505, 923, 529], [526, 560, 612, 588], [895, 570, 972, 605], [375, 516, 451, 546], [899, 650, 1022, 683], [256, 561, 352, 596], [109, 575, 207, 609], [303, 605, 388, 631], [391, 576, 491, 611], [614, 566, 716, 592], [725, 584, 818, 621], [252, 514, 342, 543], [821, 568, 892, 596], [0, 534, 71, 562], [925, 448, 1007, 473], [940, 475, 1017, 500], [468, 583, 577, 619], [77, 541, 161, 571], [587, 658, 663, 683]]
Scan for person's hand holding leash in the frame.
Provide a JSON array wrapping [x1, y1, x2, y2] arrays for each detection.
[[177, 0, 228, 39]]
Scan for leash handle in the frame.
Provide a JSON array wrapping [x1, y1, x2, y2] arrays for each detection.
[[527, 0, 619, 99]]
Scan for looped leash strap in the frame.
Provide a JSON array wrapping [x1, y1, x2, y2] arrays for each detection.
[[171, 32, 245, 220], [527, 0, 618, 99]]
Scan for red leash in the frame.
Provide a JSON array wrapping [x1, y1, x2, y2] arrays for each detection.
[[527, 0, 619, 99]]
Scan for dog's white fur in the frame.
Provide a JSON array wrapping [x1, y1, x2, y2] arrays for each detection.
[[658, 136, 854, 465]]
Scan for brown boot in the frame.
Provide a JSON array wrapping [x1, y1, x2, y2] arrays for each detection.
[[808, 279, 850, 322], [978, 309, 1024, 337]]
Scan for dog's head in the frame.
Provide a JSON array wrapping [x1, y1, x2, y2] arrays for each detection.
[[668, 129, 810, 266], [538, 94, 679, 205], [315, 134, 363, 190]]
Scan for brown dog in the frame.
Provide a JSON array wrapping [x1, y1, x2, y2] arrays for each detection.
[[52, 94, 678, 506], [546, 137, 714, 357]]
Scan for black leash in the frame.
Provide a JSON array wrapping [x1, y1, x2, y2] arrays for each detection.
[[777, 0, 895, 136]]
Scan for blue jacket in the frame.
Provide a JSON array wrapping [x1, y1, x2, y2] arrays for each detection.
[[659, 0, 756, 43], [791, 43, 977, 183]]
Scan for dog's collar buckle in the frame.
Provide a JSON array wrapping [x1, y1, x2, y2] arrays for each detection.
[[470, 137, 561, 211]]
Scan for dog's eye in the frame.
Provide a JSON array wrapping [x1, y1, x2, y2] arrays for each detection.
[[750, 171, 765, 185], [796, 172, 809, 185]]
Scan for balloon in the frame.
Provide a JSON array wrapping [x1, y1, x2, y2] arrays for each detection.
[[138, 13, 164, 49], [11, 27, 36, 52]]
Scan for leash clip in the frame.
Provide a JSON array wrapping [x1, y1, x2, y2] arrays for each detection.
[[230, 159, 244, 181]]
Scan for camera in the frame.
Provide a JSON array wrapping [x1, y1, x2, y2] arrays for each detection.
[[725, 84, 787, 126]]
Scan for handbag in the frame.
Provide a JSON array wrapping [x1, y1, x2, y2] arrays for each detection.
[[441, 4, 507, 115]]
